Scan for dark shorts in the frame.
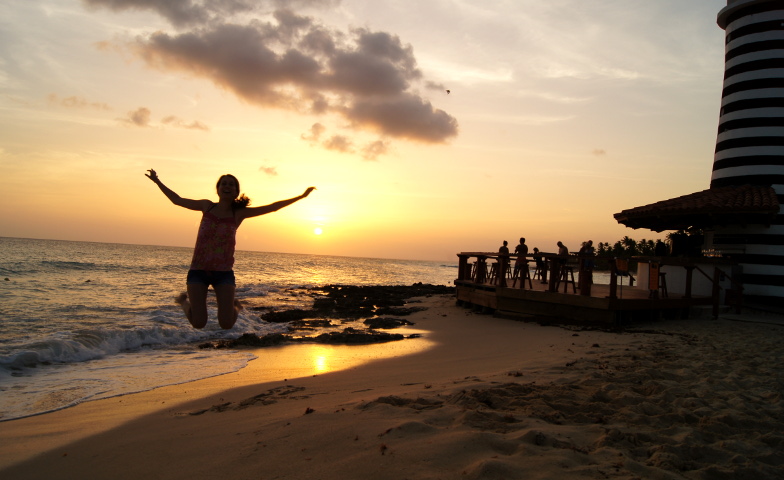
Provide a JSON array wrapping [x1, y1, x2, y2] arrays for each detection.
[[186, 269, 236, 287]]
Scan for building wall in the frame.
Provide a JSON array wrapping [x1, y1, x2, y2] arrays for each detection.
[[711, 0, 784, 303]]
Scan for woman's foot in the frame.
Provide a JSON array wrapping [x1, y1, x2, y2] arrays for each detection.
[[175, 292, 188, 305], [174, 292, 193, 321]]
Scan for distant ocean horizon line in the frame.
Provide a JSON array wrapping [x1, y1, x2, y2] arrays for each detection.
[[0, 235, 457, 266]]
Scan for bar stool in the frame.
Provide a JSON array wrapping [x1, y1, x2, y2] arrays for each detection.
[[487, 263, 499, 284], [556, 264, 577, 293], [512, 264, 533, 289], [533, 263, 546, 283]]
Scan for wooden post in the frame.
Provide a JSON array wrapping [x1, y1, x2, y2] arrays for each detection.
[[609, 261, 618, 299], [548, 257, 559, 292], [476, 256, 487, 284], [684, 266, 695, 299], [457, 254, 469, 281], [712, 267, 721, 319], [499, 254, 508, 288]]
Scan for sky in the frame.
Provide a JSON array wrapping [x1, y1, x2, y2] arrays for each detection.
[[0, 0, 729, 261]]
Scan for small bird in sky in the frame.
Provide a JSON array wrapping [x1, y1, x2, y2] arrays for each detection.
[[446, 89, 451, 94]]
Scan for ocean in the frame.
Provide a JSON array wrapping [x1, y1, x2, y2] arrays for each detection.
[[0, 237, 457, 421]]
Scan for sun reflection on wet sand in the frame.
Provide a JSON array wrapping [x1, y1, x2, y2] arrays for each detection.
[[242, 328, 436, 381]]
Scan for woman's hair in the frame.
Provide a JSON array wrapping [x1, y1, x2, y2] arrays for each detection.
[[216, 174, 251, 209]]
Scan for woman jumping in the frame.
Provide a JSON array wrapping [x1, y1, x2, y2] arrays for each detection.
[[146, 169, 315, 329]]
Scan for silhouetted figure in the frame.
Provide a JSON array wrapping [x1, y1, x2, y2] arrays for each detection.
[[146, 169, 315, 330]]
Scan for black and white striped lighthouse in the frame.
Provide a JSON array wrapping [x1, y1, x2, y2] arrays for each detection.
[[710, 0, 784, 303]]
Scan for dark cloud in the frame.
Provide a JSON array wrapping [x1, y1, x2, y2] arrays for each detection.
[[161, 115, 210, 131], [105, 7, 457, 144], [346, 94, 457, 142]]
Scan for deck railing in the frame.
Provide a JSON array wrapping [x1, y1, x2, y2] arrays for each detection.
[[457, 252, 743, 317]]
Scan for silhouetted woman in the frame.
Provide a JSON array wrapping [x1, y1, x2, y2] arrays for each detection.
[[146, 169, 315, 329]]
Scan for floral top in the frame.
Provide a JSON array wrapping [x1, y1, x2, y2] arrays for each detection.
[[190, 210, 237, 271]]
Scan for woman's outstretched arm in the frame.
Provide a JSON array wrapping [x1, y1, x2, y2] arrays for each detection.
[[145, 169, 211, 211], [238, 187, 316, 222]]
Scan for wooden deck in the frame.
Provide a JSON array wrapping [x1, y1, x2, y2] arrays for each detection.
[[455, 278, 713, 326], [454, 252, 739, 327]]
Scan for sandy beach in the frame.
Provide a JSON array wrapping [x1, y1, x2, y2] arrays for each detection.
[[1, 294, 783, 479]]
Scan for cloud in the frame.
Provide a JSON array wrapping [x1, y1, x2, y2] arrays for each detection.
[[102, 8, 457, 143], [121, 106, 152, 127], [301, 122, 326, 143], [161, 115, 210, 131], [48, 93, 111, 110], [120, 107, 208, 130], [83, 0, 340, 28], [592, 148, 607, 156], [259, 165, 278, 176], [345, 93, 457, 142], [322, 135, 354, 153], [360, 139, 390, 161]]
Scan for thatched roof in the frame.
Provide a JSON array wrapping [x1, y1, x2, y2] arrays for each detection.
[[614, 184, 780, 232]]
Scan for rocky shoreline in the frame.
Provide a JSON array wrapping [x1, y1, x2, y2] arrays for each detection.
[[200, 283, 455, 349]]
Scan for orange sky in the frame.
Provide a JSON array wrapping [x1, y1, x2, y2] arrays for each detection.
[[0, 0, 727, 261]]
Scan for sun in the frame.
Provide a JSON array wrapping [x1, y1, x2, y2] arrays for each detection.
[[314, 227, 323, 235]]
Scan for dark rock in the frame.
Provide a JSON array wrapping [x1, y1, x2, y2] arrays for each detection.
[[363, 317, 414, 329], [261, 309, 317, 323], [313, 328, 404, 344]]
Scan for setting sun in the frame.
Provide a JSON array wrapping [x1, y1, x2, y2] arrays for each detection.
[[314, 227, 323, 235]]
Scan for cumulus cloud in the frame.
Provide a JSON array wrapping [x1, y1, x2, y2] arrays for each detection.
[[93, 4, 457, 146]]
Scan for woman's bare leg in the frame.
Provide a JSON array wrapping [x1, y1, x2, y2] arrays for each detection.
[[214, 283, 241, 330], [178, 284, 209, 329]]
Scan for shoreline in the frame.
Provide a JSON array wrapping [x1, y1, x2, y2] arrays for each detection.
[[2, 295, 783, 479]]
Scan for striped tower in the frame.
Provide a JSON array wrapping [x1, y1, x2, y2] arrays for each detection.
[[711, 0, 784, 304]]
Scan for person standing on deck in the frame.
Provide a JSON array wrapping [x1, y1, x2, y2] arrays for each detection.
[[578, 240, 595, 291], [146, 169, 315, 330], [555, 241, 569, 283], [514, 237, 529, 277]]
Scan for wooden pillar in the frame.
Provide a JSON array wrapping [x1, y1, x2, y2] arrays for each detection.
[[712, 267, 721, 319], [476, 256, 487, 284], [498, 255, 508, 288], [548, 258, 559, 292], [457, 255, 469, 281], [609, 262, 618, 299], [684, 266, 695, 299]]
